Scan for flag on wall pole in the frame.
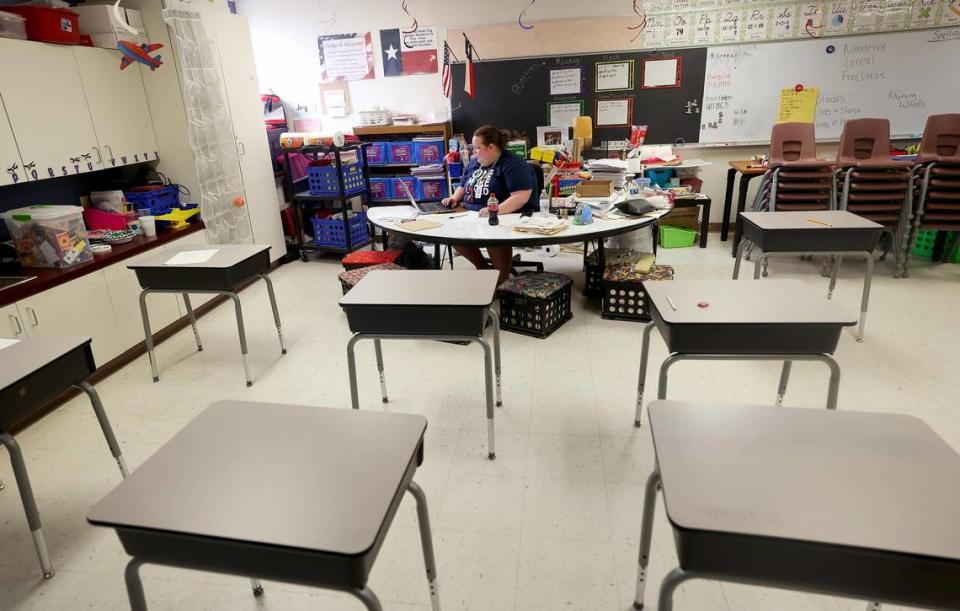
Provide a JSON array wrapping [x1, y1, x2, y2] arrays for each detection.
[[441, 41, 452, 97], [463, 33, 476, 98]]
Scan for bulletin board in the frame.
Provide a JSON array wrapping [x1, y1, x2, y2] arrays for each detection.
[[450, 47, 708, 148]]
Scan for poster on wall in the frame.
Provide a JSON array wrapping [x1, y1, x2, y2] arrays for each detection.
[[318, 32, 375, 82], [380, 26, 439, 76], [550, 68, 581, 95], [548, 101, 584, 129], [595, 60, 634, 92]]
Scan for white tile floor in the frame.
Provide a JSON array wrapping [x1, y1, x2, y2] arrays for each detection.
[[1, 237, 958, 611]]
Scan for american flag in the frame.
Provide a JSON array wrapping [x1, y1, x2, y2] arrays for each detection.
[[441, 41, 452, 98]]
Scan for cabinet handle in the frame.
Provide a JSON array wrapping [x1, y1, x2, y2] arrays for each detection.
[[93, 146, 103, 165], [237, 140, 245, 156], [105, 144, 114, 163], [9, 314, 22, 336], [26, 307, 38, 327]]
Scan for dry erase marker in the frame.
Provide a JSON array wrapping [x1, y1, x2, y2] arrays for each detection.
[[666, 296, 678, 311], [806, 217, 832, 227]]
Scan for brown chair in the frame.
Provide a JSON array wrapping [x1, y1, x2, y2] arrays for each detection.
[[834, 118, 912, 276], [751, 123, 834, 215], [906, 114, 960, 275]]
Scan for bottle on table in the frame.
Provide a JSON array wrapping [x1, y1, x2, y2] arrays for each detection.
[[487, 193, 499, 226], [539, 190, 551, 217]]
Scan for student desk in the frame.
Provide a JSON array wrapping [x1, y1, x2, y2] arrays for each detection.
[[128, 244, 286, 387], [633, 280, 856, 426], [734, 211, 884, 342], [87, 401, 440, 611], [634, 400, 960, 611], [340, 269, 502, 459], [721, 160, 767, 246], [0, 336, 128, 579]]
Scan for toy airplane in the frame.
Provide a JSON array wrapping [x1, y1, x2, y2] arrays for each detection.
[[118, 40, 164, 71]]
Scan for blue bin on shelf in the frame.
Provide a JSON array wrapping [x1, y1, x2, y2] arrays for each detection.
[[307, 161, 366, 197], [364, 142, 387, 165], [387, 141, 415, 164], [645, 167, 674, 188], [413, 139, 445, 164], [368, 177, 392, 200], [418, 177, 448, 200], [447, 161, 463, 179], [124, 184, 179, 216], [311, 212, 369, 249], [392, 176, 418, 199]]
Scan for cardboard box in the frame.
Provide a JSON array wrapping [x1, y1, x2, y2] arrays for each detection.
[[72, 5, 142, 36], [576, 180, 613, 198], [659, 206, 699, 230]]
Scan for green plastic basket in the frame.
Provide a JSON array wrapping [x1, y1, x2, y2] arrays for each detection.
[[912, 229, 959, 263], [659, 225, 697, 248]]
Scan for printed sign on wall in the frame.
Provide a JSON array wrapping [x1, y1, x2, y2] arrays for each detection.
[[318, 32, 374, 82]]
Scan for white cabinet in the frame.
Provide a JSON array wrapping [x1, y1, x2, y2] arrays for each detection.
[[0, 97, 24, 187], [103, 245, 183, 349], [17, 272, 127, 367], [74, 46, 159, 168], [0, 39, 101, 179], [0, 302, 28, 338]]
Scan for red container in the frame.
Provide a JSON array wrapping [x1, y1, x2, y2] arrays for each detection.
[[3, 6, 80, 45], [83, 207, 129, 231]]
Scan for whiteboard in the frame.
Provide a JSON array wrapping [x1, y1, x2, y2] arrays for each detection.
[[699, 29, 960, 144]]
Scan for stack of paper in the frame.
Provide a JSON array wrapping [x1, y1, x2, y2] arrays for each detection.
[[586, 160, 627, 189], [410, 164, 445, 179], [513, 217, 569, 236], [639, 144, 678, 164]]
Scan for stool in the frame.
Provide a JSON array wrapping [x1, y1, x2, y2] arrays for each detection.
[[341, 249, 403, 270], [602, 262, 673, 322], [498, 272, 573, 338], [340, 270, 502, 459], [88, 401, 441, 611], [338, 262, 406, 294], [634, 401, 960, 611], [633, 280, 856, 427]]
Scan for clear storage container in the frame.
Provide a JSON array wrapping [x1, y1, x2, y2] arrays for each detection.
[[1, 205, 93, 268], [0, 10, 27, 40]]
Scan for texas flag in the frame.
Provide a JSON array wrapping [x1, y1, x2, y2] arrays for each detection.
[[380, 27, 439, 77]]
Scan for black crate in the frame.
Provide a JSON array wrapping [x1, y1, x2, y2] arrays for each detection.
[[601, 264, 674, 321], [498, 272, 573, 338], [584, 249, 653, 298]]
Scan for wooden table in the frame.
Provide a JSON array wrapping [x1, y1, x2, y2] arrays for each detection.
[[88, 400, 440, 611], [1, 336, 128, 579], [721, 160, 767, 250], [634, 400, 960, 610]]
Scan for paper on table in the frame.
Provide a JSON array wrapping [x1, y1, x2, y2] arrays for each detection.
[[0, 337, 21, 351], [394, 219, 442, 232], [640, 144, 676, 162], [164, 249, 219, 265]]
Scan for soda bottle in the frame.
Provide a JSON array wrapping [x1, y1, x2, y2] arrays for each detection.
[[487, 193, 499, 226]]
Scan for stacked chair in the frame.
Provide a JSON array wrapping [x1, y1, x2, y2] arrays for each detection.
[[750, 122, 835, 214], [905, 114, 960, 276], [834, 118, 913, 276]]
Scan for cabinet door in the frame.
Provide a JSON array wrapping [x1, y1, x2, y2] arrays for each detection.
[[74, 46, 160, 168], [18, 272, 126, 367], [0, 39, 102, 179], [103, 246, 183, 349], [0, 302, 28, 339], [0, 96, 24, 186]]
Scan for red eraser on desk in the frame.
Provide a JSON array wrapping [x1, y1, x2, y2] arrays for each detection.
[[697, 301, 709, 308]]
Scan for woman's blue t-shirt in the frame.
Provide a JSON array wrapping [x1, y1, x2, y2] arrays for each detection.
[[459, 150, 536, 212]]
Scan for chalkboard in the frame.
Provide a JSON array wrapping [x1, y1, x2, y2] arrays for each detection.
[[451, 47, 707, 148]]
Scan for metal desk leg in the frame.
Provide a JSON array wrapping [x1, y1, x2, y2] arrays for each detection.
[[182, 294, 203, 352], [828, 256, 841, 299], [228, 293, 253, 387], [657, 354, 683, 400], [857, 254, 873, 343], [656, 567, 697, 611], [352, 587, 384, 611], [488, 309, 502, 407], [634, 470, 661, 610], [731, 174, 755, 257], [0, 433, 54, 579], [698, 198, 710, 248], [250, 578, 263, 596], [635, 322, 656, 427], [753, 252, 765, 280], [124, 558, 148, 611], [0, 478, 4, 491], [732, 239, 750, 279], [433, 244, 442, 270], [473, 336, 496, 460], [346, 335, 362, 409], [776, 361, 793, 407], [408, 481, 441, 611], [720, 167, 737, 241], [260, 273, 287, 355], [374, 339, 388, 403], [821, 354, 841, 410], [75, 382, 129, 477], [138, 290, 160, 382]]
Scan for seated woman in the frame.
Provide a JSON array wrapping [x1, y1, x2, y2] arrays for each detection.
[[441, 125, 536, 282]]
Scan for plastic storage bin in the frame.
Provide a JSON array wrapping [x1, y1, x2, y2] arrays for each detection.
[[659, 225, 697, 248], [646, 167, 674, 188], [306, 161, 366, 197], [311, 211, 369, 249], [2, 5, 79, 44], [447, 161, 463, 179], [387, 141, 415, 164], [418, 178, 448, 200], [0, 10, 27, 40], [413, 139, 445, 164], [364, 142, 388, 165], [602, 263, 674, 321], [124, 185, 179, 216], [497, 272, 573, 339], [392, 176, 418, 199], [83, 207, 129, 231], [912, 229, 958, 262], [368, 177, 392, 200], [2, 205, 92, 268]]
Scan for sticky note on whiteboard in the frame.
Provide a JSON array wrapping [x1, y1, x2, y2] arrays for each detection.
[[777, 87, 819, 123]]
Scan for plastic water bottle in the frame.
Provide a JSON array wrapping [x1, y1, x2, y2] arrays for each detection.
[[487, 193, 499, 226], [539, 190, 551, 217]]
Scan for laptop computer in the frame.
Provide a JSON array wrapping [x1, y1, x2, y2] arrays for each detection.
[[397, 178, 453, 214]]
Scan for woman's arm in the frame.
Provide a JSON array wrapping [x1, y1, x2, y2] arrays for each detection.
[[442, 186, 466, 208], [478, 189, 532, 216]]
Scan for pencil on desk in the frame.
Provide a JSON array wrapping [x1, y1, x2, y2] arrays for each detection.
[[666, 296, 678, 311], [806, 217, 832, 227]]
